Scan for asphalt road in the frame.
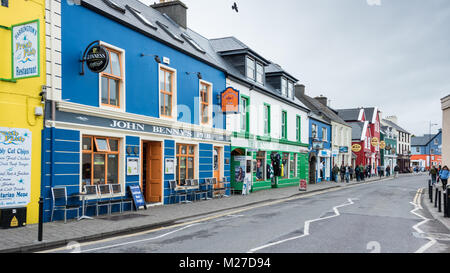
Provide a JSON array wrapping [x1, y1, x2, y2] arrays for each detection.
[[43, 174, 450, 253]]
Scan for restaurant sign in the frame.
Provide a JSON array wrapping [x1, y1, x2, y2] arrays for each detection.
[[12, 20, 40, 79], [0, 128, 32, 208]]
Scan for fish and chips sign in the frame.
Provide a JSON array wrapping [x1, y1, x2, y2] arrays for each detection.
[[12, 20, 40, 80], [0, 128, 32, 208]]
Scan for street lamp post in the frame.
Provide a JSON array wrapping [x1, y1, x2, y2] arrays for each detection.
[[429, 121, 438, 170]]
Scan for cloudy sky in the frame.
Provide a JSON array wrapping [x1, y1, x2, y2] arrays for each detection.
[[141, 0, 450, 136]]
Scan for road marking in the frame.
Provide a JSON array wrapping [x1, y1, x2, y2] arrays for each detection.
[[38, 180, 391, 253], [410, 188, 436, 253], [247, 198, 356, 253]]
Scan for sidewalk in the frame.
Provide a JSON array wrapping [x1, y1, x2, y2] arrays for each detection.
[[421, 182, 450, 231], [0, 174, 398, 253]]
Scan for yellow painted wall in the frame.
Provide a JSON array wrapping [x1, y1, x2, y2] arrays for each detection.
[[0, 0, 45, 224]]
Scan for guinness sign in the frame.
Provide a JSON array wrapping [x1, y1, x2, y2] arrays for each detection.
[[85, 45, 109, 73]]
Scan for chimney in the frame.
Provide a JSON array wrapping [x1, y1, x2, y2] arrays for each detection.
[[151, 0, 188, 29], [294, 84, 305, 100], [385, 115, 398, 124], [315, 95, 328, 107]]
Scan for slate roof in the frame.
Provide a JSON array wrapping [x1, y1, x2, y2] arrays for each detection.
[[209, 37, 271, 65], [297, 94, 350, 127], [381, 119, 410, 134], [81, 0, 226, 72], [348, 121, 367, 141], [336, 108, 362, 122], [411, 136, 433, 146]]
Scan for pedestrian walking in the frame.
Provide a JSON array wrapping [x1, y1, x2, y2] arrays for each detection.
[[349, 166, 354, 181], [355, 165, 361, 182], [386, 165, 391, 177], [360, 165, 365, 181], [345, 165, 350, 183], [429, 166, 438, 185], [439, 166, 449, 190], [340, 165, 346, 183], [332, 165, 340, 183], [394, 165, 400, 178]]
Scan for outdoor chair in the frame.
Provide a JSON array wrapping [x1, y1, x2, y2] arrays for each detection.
[[51, 187, 81, 223], [111, 184, 133, 213], [97, 184, 113, 215], [169, 180, 187, 204], [222, 177, 231, 197], [83, 185, 99, 215], [191, 179, 204, 201], [185, 179, 194, 201]]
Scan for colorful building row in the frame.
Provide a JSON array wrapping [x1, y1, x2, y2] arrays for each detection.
[[1, 0, 418, 225]]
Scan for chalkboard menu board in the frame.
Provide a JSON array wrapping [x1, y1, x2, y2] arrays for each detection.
[[128, 185, 147, 210]]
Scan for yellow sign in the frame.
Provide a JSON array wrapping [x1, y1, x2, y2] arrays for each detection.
[[371, 137, 379, 147], [380, 141, 386, 149], [352, 144, 362, 153], [10, 216, 18, 227]]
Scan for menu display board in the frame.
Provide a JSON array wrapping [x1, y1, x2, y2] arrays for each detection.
[[0, 128, 32, 208]]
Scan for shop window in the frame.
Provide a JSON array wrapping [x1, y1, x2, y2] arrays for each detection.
[[100, 46, 124, 108], [176, 144, 195, 185], [82, 136, 120, 187], [256, 151, 266, 181], [291, 154, 297, 177], [282, 153, 289, 179], [200, 81, 212, 125], [160, 67, 175, 118]]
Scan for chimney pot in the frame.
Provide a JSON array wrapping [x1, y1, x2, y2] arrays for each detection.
[[151, 0, 188, 29], [294, 84, 305, 99]]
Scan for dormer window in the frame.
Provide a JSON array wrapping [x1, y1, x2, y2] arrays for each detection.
[[256, 62, 264, 84], [288, 81, 294, 99], [281, 77, 288, 96], [246, 56, 255, 81]]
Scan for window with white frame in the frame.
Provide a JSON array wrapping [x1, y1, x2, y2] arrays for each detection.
[[100, 45, 125, 109], [281, 77, 288, 96], [246, 57, 256, 80], [256, 62, 264, 84], [288, 81, 294, 99]]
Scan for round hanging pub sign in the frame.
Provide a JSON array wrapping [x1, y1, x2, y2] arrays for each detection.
[[85, 45, 109, 73]]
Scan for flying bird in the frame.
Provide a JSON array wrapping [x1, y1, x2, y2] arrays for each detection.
[[232, 2, 238, 13]]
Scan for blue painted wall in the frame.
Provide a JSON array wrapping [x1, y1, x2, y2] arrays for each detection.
[[61, 2, 227, 129], [308, 118, 332, 149], [411, 130, 442, 155]]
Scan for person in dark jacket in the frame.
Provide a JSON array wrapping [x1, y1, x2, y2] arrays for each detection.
[[429, 166, 438, 185], [340, 165, 346, 182], [394, 165, 400, 178], [349, 166, 354, 181], [332, 165, 340, 182], [355, 165, 361, 182]]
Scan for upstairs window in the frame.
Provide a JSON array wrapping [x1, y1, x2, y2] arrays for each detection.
[[322, 127, 327, 142], [296, 116, 301, 142], [263, 104, 271, 136], [288, 81, 294, 99], [100, 46, 124, 108], [246, 57, 256, 81], [240, 96, 249, 133], [281, 77, 288, 96], [256, 62, 264, 84], [160, 67, 175, 118], [200, 81, 212, 125], [281, 111, 287, 139]]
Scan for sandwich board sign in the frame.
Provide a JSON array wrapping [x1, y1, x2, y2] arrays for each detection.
[[128, 185, 147, 210]]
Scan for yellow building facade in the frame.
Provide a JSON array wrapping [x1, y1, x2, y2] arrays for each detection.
[[0, 0, 45, 224]]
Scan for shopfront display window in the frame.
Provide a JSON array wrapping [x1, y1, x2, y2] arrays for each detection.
[[82, 136, 120, 186], [176, 144, 196, 185], [282, 153, 289, 178], [256, 151, 265, 181]]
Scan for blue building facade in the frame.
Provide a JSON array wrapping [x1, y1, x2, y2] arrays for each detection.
[[308, 116, 332, 182], [411, 129, 442, 156], [41, 0, 231, 222]]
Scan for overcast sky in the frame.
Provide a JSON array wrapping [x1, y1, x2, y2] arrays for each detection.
[[141, 0, 450, 136]]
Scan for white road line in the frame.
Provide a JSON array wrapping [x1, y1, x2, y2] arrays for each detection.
[[80, 223, 202, 253], [247, 198, 356, 253], [410, 188, 436, 253]]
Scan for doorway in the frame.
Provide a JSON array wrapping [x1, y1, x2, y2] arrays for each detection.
[[309, 154, 317, 184], [213, 146, 222, 187], [142, 141, 163, 204]]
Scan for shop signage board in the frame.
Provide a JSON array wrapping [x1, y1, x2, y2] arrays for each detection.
[[352, 144, 362, 153], [85, 45, 109, 73], [55, 109, 231, 142], [299, 179, 307, 191], [339, 146, 349, 153], [371, 137, 379, 147], [379, 141, 386, 149], [165, 158, 175, 174], [12, 20, 40, 80], [0, 127, 32, 208], [128, 185, 147, 210], [221, 87, 240, 113]]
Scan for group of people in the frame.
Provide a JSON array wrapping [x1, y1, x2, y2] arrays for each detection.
[[331, 164, 402, 183], [429, 165, 450, 190]]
